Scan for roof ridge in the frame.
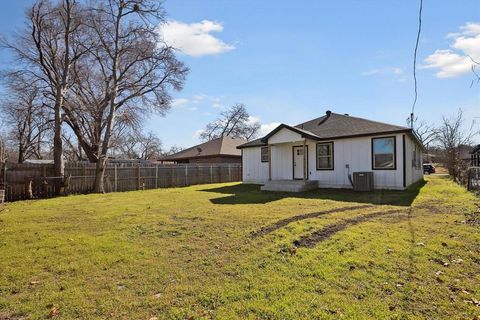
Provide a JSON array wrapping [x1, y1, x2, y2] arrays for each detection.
[[330, 112, 408, 129]]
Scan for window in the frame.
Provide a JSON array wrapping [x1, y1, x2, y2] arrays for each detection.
[[412, 144, 421, 169], [261, 146, 269, 162], [316, 142, 334, 170], [372, 136, 396, 170]]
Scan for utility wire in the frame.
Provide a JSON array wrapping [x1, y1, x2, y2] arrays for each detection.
[[410, 0, 423, 128]]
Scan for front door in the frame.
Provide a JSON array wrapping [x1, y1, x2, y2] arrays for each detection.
[[293, 146, 307, 180]]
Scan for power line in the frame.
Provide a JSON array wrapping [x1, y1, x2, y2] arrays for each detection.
[[410, 0, 423, 128]]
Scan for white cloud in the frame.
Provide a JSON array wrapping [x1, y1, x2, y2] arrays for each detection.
[[246, 116, 260, 125], [246, 116, 281, 136], [172, 94, 227, 111], [212, 102, 225, 109], [423, 22, 480, 78], [259, 122, 281, 136], [192, 129, 204, 138], [361, 67, 404, 76], [159, 20, 235, 57], [171, 98, 190, 108]]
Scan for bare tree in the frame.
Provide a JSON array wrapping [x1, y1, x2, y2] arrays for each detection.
[[162, 145, 184, 156], [113, 130, 162, 160], [436, 109, 479, 181], [410, 117, 437, 146], [408, 117, 438, 162], [0, 133, 8, 163], [62, 133, 84, 162], [61, 0, 187, 193], [470, 56, 480, 87], [1, 0, 88, 191], [1, 75, 52, 163], [200, 104, 259, 141]]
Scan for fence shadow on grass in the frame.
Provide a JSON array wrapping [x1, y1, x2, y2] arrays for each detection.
[[200, 179, 427, 207]]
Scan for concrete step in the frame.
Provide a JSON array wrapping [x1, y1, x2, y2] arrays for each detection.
[[261, 180, 318, 192]]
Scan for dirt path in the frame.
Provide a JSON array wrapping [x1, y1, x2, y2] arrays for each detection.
[[251, 204, 375, 238], [294, 209, 407, 248]]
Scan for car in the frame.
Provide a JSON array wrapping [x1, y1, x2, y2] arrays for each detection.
[[423, 163, 436, 174]]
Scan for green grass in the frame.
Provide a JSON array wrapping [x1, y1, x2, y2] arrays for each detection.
[[0, 176, 478, 319]]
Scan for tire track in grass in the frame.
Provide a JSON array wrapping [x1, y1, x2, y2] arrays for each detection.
[[251, 204, 376, 238], [294, 209, 407, 248]]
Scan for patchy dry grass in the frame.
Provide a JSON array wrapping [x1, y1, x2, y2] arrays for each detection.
[[0, 176, 478, 319]]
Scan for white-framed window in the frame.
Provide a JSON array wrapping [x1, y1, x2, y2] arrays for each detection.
[[316, 142, 334, 170], [261, 146, 269, 162], [372, 136, 396, 170]]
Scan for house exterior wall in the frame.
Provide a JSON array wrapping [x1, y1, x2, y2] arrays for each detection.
[[241, 133, 424, 190], [242, 147, 269, 183], [268, 128, 303, 144], [404, 134, 424, 186]]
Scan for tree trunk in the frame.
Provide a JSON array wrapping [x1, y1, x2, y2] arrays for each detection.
[[93, 96, 117, 193], [93, 156, 106, 193], [18, 143, 25, 163], [53, 89, 65, 194]]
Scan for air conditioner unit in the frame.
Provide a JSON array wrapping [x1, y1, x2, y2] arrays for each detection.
[[353, 172, 374, 192]]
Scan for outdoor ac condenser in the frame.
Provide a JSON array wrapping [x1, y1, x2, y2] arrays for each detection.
[[353, 172, 374, 192]]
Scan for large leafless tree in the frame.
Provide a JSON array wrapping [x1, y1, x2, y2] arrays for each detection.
[[200, 104, 259, 141], [60, 0, 187, 192], [0, 133, 8, 164], [1, 0, 88, 191], [436, 109, 479, 181], [112, 130, 162, 160], [1, 75, 52, 162]]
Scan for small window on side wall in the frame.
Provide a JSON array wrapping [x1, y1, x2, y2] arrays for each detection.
[[261, 146, 269, 162], [372, 136, 396, 170], [316, 142, 334, 170]]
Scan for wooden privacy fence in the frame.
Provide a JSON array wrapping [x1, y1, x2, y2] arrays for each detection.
[[0, 163, 242, 202]]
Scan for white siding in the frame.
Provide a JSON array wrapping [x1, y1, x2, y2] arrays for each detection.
[[404, 135, 424, 186], [306, 134, 405, 190], [269, 128, 303, 144], [241, 133, 423, 190], [242, 147, 268, 183]]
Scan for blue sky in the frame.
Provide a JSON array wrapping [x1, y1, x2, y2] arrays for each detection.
[[1, 0, 479, 148]]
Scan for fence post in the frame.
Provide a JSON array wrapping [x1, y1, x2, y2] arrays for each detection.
[[467, 168, 471, 191], [114, 165, 118, 192], [1, 164, 6, 202], [210, 165, 213, 183], [155, 165, 158, 189], [185, 165, 188, 186], [83, 166, 87, 191], [228, 164, 232, 181], [137, 166, 141, 190]]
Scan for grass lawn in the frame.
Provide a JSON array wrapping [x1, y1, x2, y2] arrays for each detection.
[[0, 175, 479, 319]]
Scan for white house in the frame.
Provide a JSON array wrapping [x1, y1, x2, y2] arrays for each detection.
[[238, 111, 424, 192]]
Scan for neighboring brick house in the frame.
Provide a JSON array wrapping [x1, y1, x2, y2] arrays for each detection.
[[159, 136, 245, 164]]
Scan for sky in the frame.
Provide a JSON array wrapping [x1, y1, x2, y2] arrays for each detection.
[[0, 0, 479, 149]]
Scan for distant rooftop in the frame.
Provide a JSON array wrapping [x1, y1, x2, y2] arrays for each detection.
[[160, 136, 246, 161]]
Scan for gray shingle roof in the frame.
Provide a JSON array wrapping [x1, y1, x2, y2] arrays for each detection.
[[160, 136, 245, 160], [238, 112, 412, 149]]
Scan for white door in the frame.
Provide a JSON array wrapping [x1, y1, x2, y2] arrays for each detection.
[[293, 146, 306, 179]]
